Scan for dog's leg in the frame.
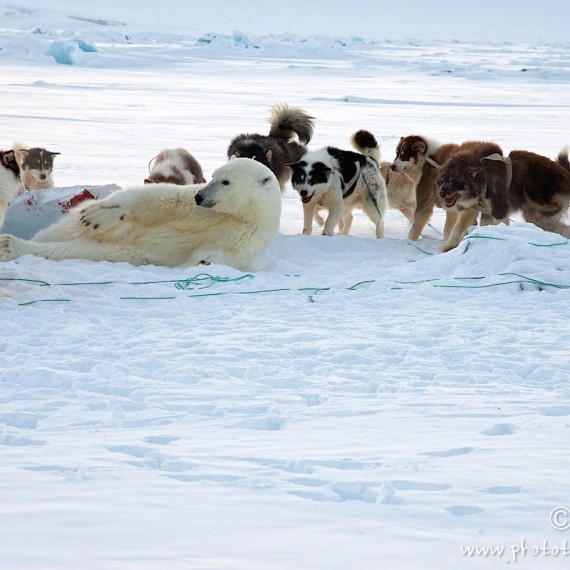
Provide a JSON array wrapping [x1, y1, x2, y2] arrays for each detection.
[[480, 212, 497, 226], [340, 209, 353, 235], [322, 195, 343, 236], [358, 170, 387, 238], [441, 210, 478, 252], [408, 203, 435, 241], [399, 205, 415, 223], [526, 206, 570, 238], [361, 193, 385, 238], [442, 209, 459, 239], [302, 202, 317, 235]]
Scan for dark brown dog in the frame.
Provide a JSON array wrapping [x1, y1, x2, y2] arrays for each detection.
[[437, 146, 570, 250], [435, 142, 504, 251], [391, 136, 499, 242]]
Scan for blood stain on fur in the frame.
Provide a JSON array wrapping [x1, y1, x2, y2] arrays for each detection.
[[59, 189, 96, 213]]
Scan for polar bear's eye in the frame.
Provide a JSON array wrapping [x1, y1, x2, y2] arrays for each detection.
[[222, 179, 230, 186], [261, 176, 271, 185]]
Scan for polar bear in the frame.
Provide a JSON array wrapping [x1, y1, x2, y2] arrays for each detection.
[[0, 158, 282, 270]]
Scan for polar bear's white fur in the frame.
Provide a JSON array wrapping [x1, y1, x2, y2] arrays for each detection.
[[0, 158, 282, 270]]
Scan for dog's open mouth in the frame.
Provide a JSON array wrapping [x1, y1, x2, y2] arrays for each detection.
[[301, 195, 312, 204], [444, 196, 458, 208]]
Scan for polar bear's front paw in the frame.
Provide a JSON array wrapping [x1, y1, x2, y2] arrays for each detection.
[[80, 201, 127, 233], [0, 234, 24, 261]]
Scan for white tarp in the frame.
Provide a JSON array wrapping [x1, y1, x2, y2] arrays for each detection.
[[1, 184, 121, 239]]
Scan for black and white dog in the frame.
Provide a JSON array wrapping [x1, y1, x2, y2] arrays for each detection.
[[288, 130, 387, 237], [14, 142, 60, 190]]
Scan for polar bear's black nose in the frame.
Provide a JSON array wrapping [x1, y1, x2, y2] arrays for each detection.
[[195, 192, 215, 208]]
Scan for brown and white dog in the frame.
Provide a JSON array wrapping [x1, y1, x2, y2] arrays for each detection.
[[437, 146, 570, 250], [145, 148, 206, 185], [13, 142, 59, 191], [0, 149, 24, 229], [391, 136, 502, 243], [391, 135, 461, 241]]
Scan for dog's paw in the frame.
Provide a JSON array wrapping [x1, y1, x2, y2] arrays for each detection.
[[0, 234, 23, 261], [441, 241, 459, 253], [80, 201, 127, 233]]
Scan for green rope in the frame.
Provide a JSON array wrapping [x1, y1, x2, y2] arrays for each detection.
[[394, 273, 570, 290], [0, 277, 51, 286], [174, 273, 254, 290], [463, 235, 507, 242], [18, 299, 72, 306], [406, 240, 435, 255], [426, 223, 444, 237], [528, 240, 569, 248], [362, 175, 382, 218]]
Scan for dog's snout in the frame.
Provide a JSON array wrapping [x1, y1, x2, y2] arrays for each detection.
[[390, 164, 397, 172], [300, 190, 308, 197], [195, 193, 204, 205], [40, 173, 47, 180]]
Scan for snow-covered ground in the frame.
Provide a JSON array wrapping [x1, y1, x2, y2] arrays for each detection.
[[1, 2, 570, 568]]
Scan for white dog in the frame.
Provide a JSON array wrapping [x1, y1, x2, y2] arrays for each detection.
[[0, 158, 281, 270]]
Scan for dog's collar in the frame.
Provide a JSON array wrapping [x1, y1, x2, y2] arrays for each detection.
[[341, 162, 361, 198], [425, 156, 440, 168]]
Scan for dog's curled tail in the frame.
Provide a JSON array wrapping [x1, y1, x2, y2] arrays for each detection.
[[11, 141, 29, 164], [556, 146, 570, 174], [351, 130, 380, 164], [268, 104, 315, 144]]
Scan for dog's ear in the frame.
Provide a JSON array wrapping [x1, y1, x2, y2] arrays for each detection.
[[411, 141, 427, 154], [17, 148, 29, 158], [232, 150, 242, 158], [48, 151, 61, 158], [1, 151, 20, 176], [2, 150, 15, 167], [264, 148, 273, 162], [144, 178, 152, 184]]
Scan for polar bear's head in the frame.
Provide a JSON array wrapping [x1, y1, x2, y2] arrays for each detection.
[[194, 158, 281, 217]]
